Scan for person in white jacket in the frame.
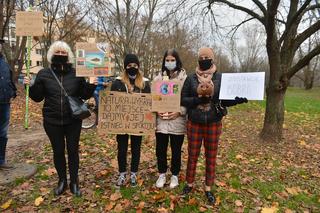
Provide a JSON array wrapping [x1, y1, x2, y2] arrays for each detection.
[[154, 49, 187, 189]]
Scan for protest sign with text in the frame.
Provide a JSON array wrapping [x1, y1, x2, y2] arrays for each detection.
[[16, 11, 44, 36], [219, 72, 265, 100], [98, 91, 156, 135]]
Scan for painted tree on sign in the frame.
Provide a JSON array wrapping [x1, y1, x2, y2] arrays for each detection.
[[208, 0, 320, 142]]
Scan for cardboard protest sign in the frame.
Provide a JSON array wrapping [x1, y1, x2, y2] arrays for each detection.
[[151, 80, 181, 112], [219, 72, 265, 100], [98, 91, 156, 135], [16, 11, 44, 36], [75, 42, 114, 77]]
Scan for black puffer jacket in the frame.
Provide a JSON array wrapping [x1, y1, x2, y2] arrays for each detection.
[[110, 77, 151, 93], [181, 72, 238, 124], [29, 67, 96, 125]]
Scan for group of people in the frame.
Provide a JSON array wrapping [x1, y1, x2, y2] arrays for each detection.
[[0, 39, 248, 204]]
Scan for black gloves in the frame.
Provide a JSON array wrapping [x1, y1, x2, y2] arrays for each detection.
[[235, 96, 248, 104], [194, 97, 211, 105]]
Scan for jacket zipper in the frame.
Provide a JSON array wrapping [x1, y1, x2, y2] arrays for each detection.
[[61, 75, 63, 126]]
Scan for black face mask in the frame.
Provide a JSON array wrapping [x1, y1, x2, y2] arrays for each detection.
[[126, 67, 138, 77], [198, 59, 213, 71], [52, 55, 68, 64]]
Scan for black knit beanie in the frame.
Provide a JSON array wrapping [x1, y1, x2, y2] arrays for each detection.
[[124, 53, 140, 69]]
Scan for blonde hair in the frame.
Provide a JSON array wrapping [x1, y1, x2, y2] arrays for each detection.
[[121, 69, 145, 90], [47, 41, 74, 64]]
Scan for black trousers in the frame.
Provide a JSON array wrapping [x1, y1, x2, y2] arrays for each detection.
[[116, 134, 142, 173], [44, 120, 82, 183], [156, 133, 184, 176]]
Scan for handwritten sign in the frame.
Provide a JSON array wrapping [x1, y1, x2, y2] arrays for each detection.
[[16, 11, 44, 36], [219, 72, 265, 100], [98, 91, 156, 135], [151, 80, 181, 112], [76, 42, 114, 77]]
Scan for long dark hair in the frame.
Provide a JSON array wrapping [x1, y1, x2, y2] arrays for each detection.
[[161, 49, 183, 75]]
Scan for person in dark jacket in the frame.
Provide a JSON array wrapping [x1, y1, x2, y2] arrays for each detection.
[[181, 47, 247, 204], [0, 38, 16, 169], [110, 53, 150, 188], [23, 41, 96, 197]]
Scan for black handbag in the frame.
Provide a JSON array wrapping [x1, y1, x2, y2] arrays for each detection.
[[50, 69, 91, 120]]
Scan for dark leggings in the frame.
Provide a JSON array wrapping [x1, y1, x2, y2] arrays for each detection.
[[156, 133, 184, 176], [116, 134, 142, 173], [44, 121, 82, 182]]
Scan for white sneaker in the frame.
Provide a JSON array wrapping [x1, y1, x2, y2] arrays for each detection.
[[156, 173, 166, 188], [169, 175, 179, 189]]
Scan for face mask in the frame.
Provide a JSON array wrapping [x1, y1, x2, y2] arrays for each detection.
[[165, 61, 176, 71], [52, 55, 68, 64], [198, 59, 213, 71], [126, 67, 138, 79]]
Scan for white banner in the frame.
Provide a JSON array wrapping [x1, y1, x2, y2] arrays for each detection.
[[219, 72, 265, 100]]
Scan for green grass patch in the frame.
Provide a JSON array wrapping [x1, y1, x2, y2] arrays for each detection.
[[251, 180, 285, 199], [231, 87, 320, 115]]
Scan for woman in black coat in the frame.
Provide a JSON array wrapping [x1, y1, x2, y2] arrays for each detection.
[[24, 41, 96, 197]]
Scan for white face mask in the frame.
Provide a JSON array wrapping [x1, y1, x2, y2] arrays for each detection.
[[165, 61, 176, 71]]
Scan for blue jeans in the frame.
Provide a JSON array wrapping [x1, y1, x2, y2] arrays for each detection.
[[0, 103, 10, 165], [93, 91, 99, 109]]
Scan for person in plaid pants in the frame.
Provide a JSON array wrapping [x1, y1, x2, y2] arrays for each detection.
[[181, 47, 248, 204]]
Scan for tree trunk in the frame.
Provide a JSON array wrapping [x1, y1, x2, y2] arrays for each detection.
[[303, 68, 314, 90], [260, 86, 286, 142]]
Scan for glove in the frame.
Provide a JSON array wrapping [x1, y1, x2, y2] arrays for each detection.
[[235, 97, 248, 104], [195, 97, 211, 105]]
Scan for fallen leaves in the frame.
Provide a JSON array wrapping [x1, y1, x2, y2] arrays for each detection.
[[34, 196, 44, 207], [286, 187, 302, 196], [1, 199, 12, 210], [235, 200, 243, 207], [110, 192, 122, 201], [261, 206, 278, 213]]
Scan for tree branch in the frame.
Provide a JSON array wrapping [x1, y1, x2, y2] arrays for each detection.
[[209, 0, 265, 25], [287, 44, 320, 78], [293, 20, 320, 51], [251, 0, 267, 16]]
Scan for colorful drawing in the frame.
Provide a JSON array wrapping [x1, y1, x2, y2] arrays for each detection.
[[160, 83, 169, 95], [173, 84, 179, 94], [85, 52, 105, 68]]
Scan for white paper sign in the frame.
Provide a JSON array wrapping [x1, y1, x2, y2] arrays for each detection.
[[219, 72, 265, 100]]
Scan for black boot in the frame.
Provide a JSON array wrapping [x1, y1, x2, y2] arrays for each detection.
[[54, 179, 67, 196], [205, 191, 216, 204], [70, 181, 82, 197]]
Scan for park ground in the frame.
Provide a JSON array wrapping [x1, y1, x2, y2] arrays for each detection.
[[0, 86, 319, 212]]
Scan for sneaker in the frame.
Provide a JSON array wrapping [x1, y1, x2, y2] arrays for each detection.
[[169, 175, 179, 189], [115, 174, 126, 188], [181, 185, 193, 196], [156, 173, 166, 188], [130, 173, 137, 187], [205, 191, 216, 204]]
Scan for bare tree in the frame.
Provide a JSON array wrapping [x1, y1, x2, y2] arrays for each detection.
[[93, 0, 167, 75], [208, 0, 320, 142], [38, 0, 92, 67]]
